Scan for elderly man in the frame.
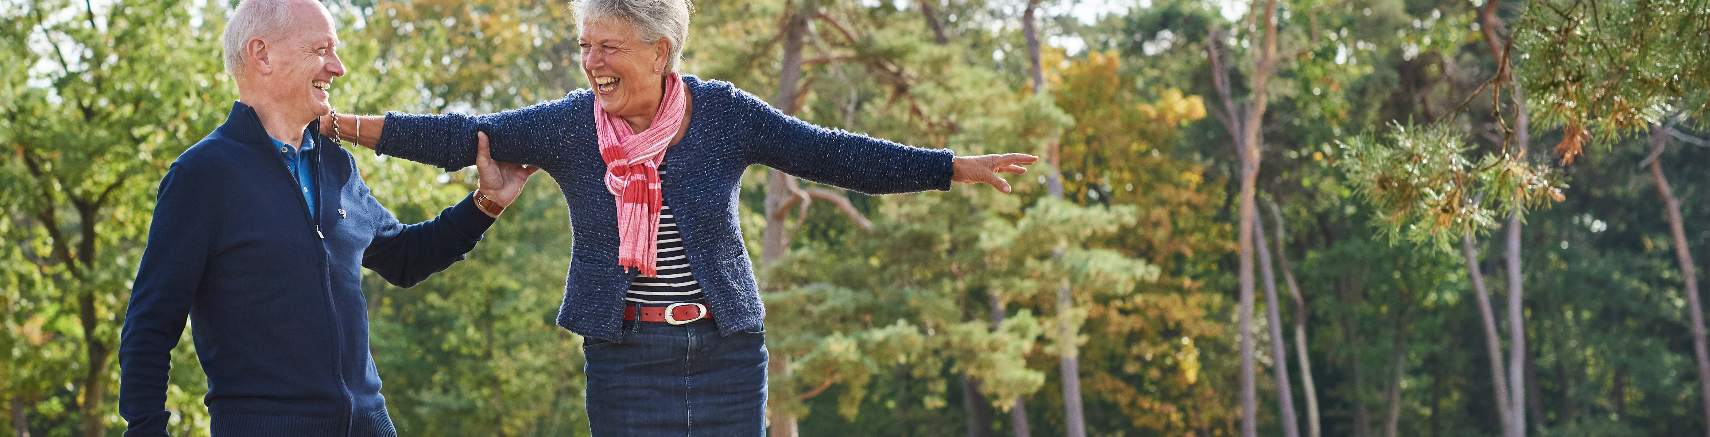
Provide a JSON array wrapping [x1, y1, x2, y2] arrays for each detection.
[[115, 0, 537, 436]]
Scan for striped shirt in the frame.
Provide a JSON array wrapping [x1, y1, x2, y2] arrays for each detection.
[[625, 167, 705, 306]]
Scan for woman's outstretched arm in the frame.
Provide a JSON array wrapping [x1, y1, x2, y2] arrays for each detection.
[[736, 87, 1034, 194], [320, 95, 583, 171]]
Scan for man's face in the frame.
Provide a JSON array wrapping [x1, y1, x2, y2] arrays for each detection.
[[264, 1, 345, 121]]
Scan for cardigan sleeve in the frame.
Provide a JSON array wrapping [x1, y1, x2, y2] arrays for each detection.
[[375, 94, 583, 172], [119, 162, 215, 437], [733, 86, 955, 194], [355, 161, 496, 287]]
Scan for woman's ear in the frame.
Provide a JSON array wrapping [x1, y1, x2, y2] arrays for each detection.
[[247, 38, 272, 75], [653, 38, 671, 72]]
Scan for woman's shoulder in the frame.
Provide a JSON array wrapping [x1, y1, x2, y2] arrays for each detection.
[[682, 75, 769, 112], [545, 88, 597, 114]]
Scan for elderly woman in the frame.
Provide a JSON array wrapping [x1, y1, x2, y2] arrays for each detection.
[[322, 0, 1034, 433]]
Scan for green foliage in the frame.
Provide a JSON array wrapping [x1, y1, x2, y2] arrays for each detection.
[[2, 0, 229, 434], [10, 0, 1710, 435], [1517, 0, 1710, 135], [1336, 122, 1563, 250]]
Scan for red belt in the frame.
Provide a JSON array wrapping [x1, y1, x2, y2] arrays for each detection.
[[624, 303, 712, 325]]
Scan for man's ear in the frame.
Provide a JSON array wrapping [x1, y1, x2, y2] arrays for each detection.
[[247, 38, 272, 75]]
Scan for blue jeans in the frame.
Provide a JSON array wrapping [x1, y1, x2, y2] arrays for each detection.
[[583, 319, 768, 436]]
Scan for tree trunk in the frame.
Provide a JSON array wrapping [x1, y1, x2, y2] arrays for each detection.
[[918, 0, 950, 45], [1023, 3, 1081, 433], [1267, 200, 1320, 437], [1022, 0, 1044, 95], [990, 296, 1032, 437], [77, 291, 108, 437], [1055, 279, 1086, 437], [1217, 1, 1279, 434], [1504, 211, 1527, 437], [1648, 122, 1710, 437], [10, 396, 27, 437], [1381, 325, 1406, 437], [962, 376, 993, 437], [1475, 0, 1529, 431], [764, 6, 815, 437], [1462, 235, 1517, 437], [1254, 213, 1301, 437]]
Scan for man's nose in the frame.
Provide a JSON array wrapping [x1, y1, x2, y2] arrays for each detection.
[[329, 53, 347, 77]]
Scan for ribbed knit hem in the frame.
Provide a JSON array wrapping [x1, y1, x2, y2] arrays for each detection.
[[211, 413, 343, 437], [209, 410, 398, 437]]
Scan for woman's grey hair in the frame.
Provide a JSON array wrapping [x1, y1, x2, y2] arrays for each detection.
[[573, 0, 693, 73], [222, 0, 324, 76]]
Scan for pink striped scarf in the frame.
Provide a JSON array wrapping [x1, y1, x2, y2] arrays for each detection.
[[596, 73, 687, 277]]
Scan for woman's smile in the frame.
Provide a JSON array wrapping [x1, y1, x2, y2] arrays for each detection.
[[595, 76, 620, 94]]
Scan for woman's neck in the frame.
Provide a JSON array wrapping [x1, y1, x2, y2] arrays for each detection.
[[618, 75, 678, 132]]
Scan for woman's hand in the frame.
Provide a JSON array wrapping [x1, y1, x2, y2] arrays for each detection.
[[475, 132, 541, 217], [951, 153, 1039, 194]]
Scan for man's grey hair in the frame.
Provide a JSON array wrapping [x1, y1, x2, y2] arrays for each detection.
[[222, 0, 325, 76], [573, 0, 693, 73]]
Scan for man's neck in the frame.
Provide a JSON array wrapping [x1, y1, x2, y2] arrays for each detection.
[[239, 96, 311, 150]]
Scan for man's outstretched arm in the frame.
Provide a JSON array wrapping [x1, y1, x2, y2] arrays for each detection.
[[362, 133, 539, 286]]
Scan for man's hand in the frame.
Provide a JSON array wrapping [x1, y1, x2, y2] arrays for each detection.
[[475, 132, 540, 217], [951, 153, 1038, 194]]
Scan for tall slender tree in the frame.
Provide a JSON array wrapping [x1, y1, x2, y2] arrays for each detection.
[[1254, 211, 1301, 437], [1267, 199, 1320, 437], [1643, 118, 1710, 437], [1475, 2, 1531, 433], [1205, 0, 1284, 430], [1462, 234, 1517, 437]]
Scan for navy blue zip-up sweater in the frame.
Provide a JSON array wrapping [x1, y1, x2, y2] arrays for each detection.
[[118, 101, 495, 437], [377, 76, 954, 341]]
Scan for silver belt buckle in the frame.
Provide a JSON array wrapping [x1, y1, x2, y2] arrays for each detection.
[[664, 302, 707, 325]]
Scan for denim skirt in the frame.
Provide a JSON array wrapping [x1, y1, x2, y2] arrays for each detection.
[[582, 319, 768, 436]]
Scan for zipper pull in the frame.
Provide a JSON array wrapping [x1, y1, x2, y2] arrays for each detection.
[[316, 225, 325, 239]]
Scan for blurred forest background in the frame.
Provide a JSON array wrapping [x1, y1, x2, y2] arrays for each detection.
[[3, 0, 1708, 436]]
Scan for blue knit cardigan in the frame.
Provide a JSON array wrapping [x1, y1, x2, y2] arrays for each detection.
[[377, 76, 955, 340], [120, 102, 494, 437]]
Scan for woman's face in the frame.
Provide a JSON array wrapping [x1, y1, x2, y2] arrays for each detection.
[[579, 18, 669, 121]]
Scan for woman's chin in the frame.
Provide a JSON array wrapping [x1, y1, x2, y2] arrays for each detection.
[[597, 99, 623, 113]]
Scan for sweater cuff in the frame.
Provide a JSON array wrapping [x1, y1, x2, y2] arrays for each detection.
[[931, 148, 956, 191], [443, 193, 497, 241]]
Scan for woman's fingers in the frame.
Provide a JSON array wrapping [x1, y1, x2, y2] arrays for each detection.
[[997, 153, 1040, 166], [999, 164, 1028, 174], [980, 171, 1014, 193]]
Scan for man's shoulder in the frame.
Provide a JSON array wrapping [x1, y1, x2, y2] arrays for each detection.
[[167, 129, 256, 180]]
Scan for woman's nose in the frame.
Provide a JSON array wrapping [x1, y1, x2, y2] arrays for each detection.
[[582, 49, 602, 69]]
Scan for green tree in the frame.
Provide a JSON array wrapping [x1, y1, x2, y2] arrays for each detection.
[[1, 1, 229, 435]]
